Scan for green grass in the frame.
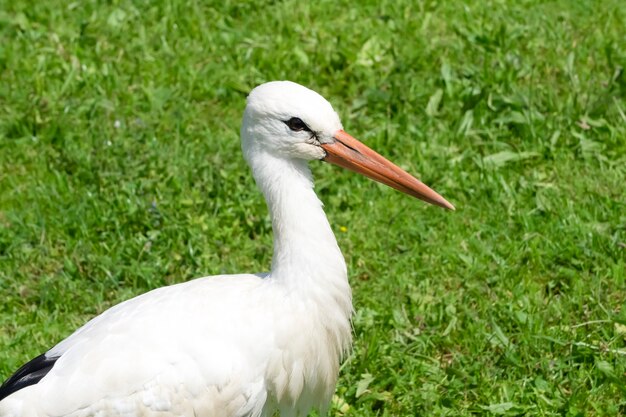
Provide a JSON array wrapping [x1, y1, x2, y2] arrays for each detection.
[[1, 0, 625, 415]]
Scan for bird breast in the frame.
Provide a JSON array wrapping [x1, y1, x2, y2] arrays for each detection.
[[264, 290, 352, 415]]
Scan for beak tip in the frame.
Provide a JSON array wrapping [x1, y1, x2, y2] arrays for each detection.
[[433, 196, 455, 211], [441, 201, 456, 211]]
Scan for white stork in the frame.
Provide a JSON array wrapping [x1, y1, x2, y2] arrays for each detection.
[[0, 81, 453, 417]]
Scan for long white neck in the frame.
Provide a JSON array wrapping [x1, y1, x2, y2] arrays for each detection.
[[248, 151, 348, 292], [246, 150, 352, 412]]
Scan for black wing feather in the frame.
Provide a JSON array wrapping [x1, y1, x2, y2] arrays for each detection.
[[0, 353, 59, 400]]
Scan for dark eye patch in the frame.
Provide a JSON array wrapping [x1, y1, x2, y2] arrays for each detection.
[[284, 117, 311, 132]]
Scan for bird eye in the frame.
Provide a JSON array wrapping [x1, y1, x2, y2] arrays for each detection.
[[284, 117, 310, 132]]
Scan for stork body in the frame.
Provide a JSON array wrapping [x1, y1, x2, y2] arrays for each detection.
[[0, 81, 452, 417], [0, 273, 349, 417]]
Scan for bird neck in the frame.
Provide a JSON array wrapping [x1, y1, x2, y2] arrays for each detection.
[[247, 151, 352, 410], [248, 151, 348, 292]]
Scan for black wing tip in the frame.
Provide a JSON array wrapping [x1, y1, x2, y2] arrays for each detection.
[[0, 353, 59, 401]]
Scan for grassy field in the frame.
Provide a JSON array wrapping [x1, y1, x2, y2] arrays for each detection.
[[1, 0, 625, 415]]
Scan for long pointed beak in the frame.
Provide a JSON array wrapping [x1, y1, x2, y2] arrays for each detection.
[[321, 130, 455, 210]]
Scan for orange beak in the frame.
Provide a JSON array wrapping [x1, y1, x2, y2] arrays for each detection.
[[321, 130, 455, 210]]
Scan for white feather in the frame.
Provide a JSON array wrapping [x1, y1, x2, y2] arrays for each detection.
[[0, 81, 352, 417]]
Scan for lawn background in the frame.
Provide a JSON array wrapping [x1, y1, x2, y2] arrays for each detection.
[[1, 0, 625, 415]]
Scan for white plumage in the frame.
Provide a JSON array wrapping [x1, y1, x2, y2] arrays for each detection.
[[0, 81, 452, 417]]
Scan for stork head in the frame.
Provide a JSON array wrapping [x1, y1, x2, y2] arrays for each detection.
[[241, 81, 454, 210], [242, 81, 341, 161]]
